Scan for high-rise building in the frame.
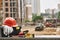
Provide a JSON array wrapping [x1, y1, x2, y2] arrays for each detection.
[[19, 0, 32, 23], [23, 0, 32, 21], [45, 9, 58, 18], [58, 4, 60, 9], [25, 0, 31, 4], [2, 0, 40, 24], [18, 0, 26, 24], [25, 5, 32, 21], [25, 0, 40, 16], [31, 0, 40, 16], [2, 0, 21, 24], [57, 4, 60, 12], [0, 0, 25, 24], [23, 0, 40, 21], [45, 9, 52, 14], [3, 0, 18, 19]]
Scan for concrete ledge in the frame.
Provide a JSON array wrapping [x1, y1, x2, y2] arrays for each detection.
[[0, 37, 60, 40]]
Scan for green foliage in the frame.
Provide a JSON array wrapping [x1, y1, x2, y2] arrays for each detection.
[[58, 11, 60, 19], [32, 14, 43, 22], [32, 13, 37, 19], [25, 20, 30, 23]]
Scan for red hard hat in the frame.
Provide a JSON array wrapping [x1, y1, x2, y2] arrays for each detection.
[[3, 17, 17, 27]]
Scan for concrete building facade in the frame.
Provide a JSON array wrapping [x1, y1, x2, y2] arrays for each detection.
[[1, 0, 22, 25], [25, 0, 40, 16], [0, 0, 39, 24], [3, 0, 18, 19], [31, 0, 40, 16], [18, 0, 26, 24], [25, 5, 32, 21], [45, 9, 58, 18], [19, 0, 32, 23], [58, 4, 60, 10], [2, 0, 32, 24]]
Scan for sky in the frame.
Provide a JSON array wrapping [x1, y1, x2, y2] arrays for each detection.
[[40, 0, 60, 13]]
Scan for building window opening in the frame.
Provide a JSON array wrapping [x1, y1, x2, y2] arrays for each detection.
[[5, 13, 9, 17], [5, 8, 8, 12]]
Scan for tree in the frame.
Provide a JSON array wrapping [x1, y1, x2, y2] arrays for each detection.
[[25, 20, 30, 23], [58, 11, 60, 19], [32, 15, 43, 22], [32, 13, 37, 19]]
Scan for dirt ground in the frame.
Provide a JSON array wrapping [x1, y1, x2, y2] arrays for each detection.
[[21, 25, 60, 35]]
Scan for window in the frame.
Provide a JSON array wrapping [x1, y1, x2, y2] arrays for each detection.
[[10, 2, 16, 7], [10, 2, 13, 7], [13, 2, 16, 6], [5, 8, 8, 12], [10, 0, 15, 1], [5, 3, 8, 6], [5, 13, 8, 17], [13, 0, 15, 1], [5, 0, 8, 1], [1, 3, 3, 5], [13, 13, 15, 17], [10, 13, 12, 17], [13, 8, 16, 12], [10, 8, 12, 12], [10, 0, 12, 1]]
